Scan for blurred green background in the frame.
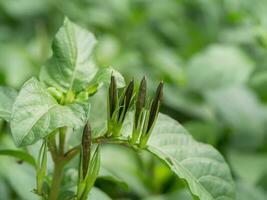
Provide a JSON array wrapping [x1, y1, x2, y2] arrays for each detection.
[[1, 0, 267, 199]]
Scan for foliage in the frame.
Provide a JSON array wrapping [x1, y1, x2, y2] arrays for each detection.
[[1, 0, 267, 199]]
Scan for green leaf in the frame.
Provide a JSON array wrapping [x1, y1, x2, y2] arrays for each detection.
[[11, 77, 88, 146], [88, 187, 111, 200], [0, 86, 17, 121], [186, 45, 254, 92], [146, 114, 235, 200], [40, 17, 97, 93], [145, 114, 234, 200], [121, 113, 235, 199], [0, 149, 36, 168]]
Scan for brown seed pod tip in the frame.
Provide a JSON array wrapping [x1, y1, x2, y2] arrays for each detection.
[[156, 81, 164, 102]]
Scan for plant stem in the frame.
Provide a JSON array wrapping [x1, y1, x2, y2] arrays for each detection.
[[48, 133, 58, 162], [59, 127, 66, 156], [48, 160, 64, 200], [48, 127, 68, 200]]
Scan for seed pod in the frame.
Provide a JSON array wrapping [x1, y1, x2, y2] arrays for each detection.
[[146, 81, 163, 134], [82, 123, 91, 178], [80, 146, 101, 199], [124, 79, 134, 112], [119, 79, 134, 121], [135, 76, 147, 128], [109, 75, 118, 119]]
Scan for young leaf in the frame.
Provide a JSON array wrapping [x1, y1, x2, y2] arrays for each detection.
[[146, 114, 235, 200], [0, 86, 17, 121], [10, 78, 88, 147], [40, 17, 97, 93]]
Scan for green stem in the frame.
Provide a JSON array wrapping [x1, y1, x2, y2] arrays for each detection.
[[48, 134, 57, 162], [59, 127, 66, 156], [48, 127, 68, 200], [92, 137, 140, 152], [48, 160, 64, 200]]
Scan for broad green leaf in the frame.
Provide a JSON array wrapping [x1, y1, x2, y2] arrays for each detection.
[[0, 149, 36, 168], [205, 86, 266, 149], [40, 18, 97, 93], [186, 45, 254, 92], [147, 114, 235, 200], [11, 77, 88, 146], [122, 113, 235, 200], [88, 187, 111, 200], [0, 86, 17, 121]]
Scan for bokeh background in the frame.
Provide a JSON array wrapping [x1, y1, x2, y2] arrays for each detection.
[[1, 0, 267, 199]]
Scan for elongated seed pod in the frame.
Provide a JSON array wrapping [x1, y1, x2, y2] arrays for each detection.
[[125, 79, 134, 111], [135, 76, 147, 128], [146, 81, 163, 134], [119, 79, 134, 121], [109, 76, 117, 118], [82, 123, 91, 178]]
